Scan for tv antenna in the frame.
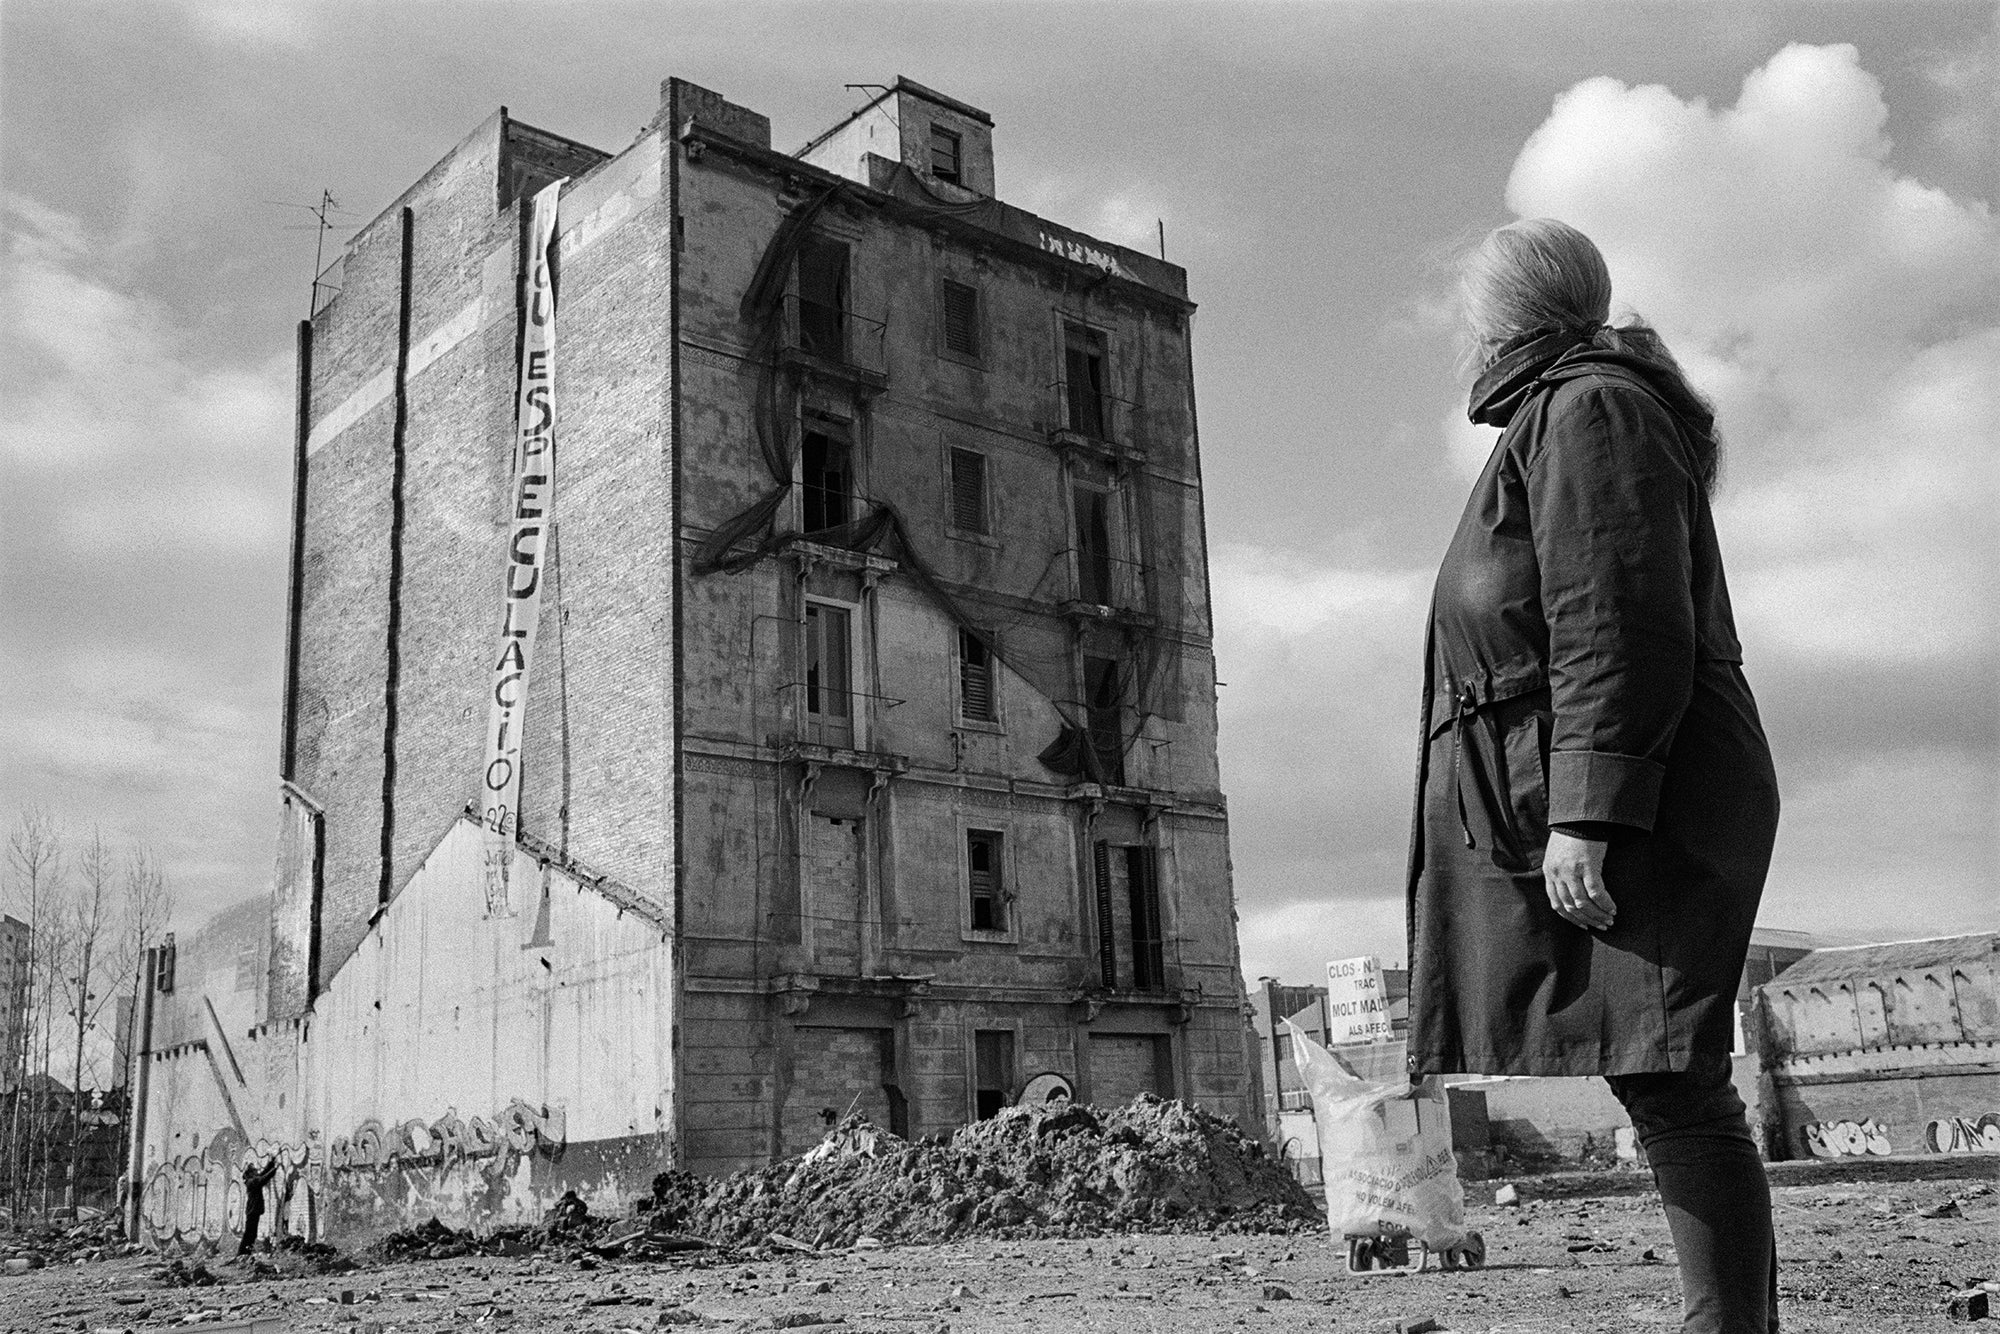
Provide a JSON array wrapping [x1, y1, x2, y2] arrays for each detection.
[[268, 190, 353, 316]]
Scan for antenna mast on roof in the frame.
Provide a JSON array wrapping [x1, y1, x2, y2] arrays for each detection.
[[307, 189, 341, 317]]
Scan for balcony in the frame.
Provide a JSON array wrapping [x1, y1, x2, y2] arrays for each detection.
[[780, 295, 889, 394], [1047, 385, 1145, 465]]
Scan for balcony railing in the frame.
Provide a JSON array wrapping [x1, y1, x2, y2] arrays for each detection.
[[782, 295, 888, 384], [1048, 383, 1143, 457]]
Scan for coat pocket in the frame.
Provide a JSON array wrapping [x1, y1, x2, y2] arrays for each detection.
[[1493, 688, 1552, 869]]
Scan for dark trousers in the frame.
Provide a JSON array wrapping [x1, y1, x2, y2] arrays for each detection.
[[1608, 1052, 1778, 1334]]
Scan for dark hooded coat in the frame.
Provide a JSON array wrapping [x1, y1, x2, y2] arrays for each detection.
[[1406, 328, 1780, 1077]]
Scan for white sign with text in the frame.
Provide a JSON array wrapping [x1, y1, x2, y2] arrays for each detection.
[[1325, 954, 1393, 1044]]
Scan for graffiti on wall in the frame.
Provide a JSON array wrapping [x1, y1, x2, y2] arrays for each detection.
[[1924, 1113, 2000, 1155], [326, 1101, 566, 1174], [142, 1100, 567, 1249], [1802, 1118, 1893, 1158], [1038, 232, 1131, 279], [142, 1128, 315, 1249]]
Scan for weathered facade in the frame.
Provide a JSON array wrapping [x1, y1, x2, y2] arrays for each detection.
[[1754, 932, 2000, 1159], [139, 75, 1250, 1247]]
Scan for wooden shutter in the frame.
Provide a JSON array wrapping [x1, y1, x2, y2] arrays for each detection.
[[968, 829, 1002, 930], [1126, 845, 1165, 992], [941, 281, 980, 357], [1093, 840, 1117, 989], [958, 629, 995, 722], [949, 448, 987, 533]]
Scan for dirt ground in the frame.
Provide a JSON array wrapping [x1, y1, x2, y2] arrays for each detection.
[[3, 1159, 1994, 1334]]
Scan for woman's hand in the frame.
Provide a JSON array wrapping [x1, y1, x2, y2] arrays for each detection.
[[1544, 830, 1616, 930]]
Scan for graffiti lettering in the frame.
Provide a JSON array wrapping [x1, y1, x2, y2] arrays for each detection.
[[1923, 1112, 2000, 1155], [325, 1100, 564, 1175], [1802, 1118, 1893, 1158], [1038, 232, 1130, 279], [143, 1100, 567, 1248]]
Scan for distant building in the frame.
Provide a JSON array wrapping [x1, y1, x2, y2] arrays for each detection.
[[0, 914, 27, 1093], [140, 73, 1249, 1250], [1755, 931, 2000, 1159]]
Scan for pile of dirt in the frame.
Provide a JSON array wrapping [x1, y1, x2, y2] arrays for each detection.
[[649, 1095, 1321, 1248]]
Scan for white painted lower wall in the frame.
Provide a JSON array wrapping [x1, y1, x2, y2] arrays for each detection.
[[141, 817, 677, 1249]]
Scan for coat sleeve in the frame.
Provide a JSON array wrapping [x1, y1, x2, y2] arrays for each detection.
[[1528, 384, 1698, 833]]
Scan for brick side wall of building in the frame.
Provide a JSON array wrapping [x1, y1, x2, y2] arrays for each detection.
[[292, 113, 675, 990]]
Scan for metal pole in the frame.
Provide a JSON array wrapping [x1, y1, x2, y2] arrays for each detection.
[[122, 947, 157, 1242]]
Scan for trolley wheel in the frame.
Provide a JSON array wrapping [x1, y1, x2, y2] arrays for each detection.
[[1437, 1231, 1487, 1271], [1344, 1230, 1423, 1275]]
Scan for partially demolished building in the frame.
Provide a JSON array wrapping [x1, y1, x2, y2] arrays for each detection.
[[138, 76, 1250, 1246]]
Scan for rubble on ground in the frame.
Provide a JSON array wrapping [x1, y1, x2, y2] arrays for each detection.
[[648, 1094, 1321, 1248], [1, 1211, 132, 1269]]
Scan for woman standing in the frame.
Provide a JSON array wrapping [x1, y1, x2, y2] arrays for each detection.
[[1408, 219, 1782, 1334]]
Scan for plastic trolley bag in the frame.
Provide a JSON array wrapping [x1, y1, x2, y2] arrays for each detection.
[[1284, 1020, 1476, 1266]]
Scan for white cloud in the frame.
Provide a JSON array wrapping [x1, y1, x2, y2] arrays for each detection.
[[1238, 896, 1410, 983], [0, 197, 289, 928], [1491, 43, 2000, 674]]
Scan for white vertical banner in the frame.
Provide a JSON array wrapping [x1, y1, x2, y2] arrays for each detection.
[[481, 179, 563, 912], [1325, 954, 1393, 1044]]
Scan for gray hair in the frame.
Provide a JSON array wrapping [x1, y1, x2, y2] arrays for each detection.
[[1458, 218, 1612, 371], [1457, 217, 1722, 493]]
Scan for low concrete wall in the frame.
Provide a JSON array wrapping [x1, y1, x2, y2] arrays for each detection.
[[141, 819, 676, 1250]]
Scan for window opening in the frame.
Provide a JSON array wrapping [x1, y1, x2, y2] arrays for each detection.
[[796, 236, 849, 361], [802, 420, 853, 531], [1084, 655, 1125, 786], [931, 125, 963, 185], [958, 628, 996, 722], [973, 1029, 1013, 1119], [949, 447, 988, 534], [1092, 842, 1117, 989], [1063, 323, 1107, 438], [941, 280, 980, 358], [1072, 486, 1113, 605], [1126, 845, 1165, 992], [804, 602, 852, 723], [967, 828, 1004, 931]]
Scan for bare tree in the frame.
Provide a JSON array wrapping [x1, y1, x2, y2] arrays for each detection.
[[5, 807, 66, 1214], [61, 827, 124, 1213]]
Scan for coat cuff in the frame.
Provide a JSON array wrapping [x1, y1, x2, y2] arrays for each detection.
[[1548, 749, 1667, 832]]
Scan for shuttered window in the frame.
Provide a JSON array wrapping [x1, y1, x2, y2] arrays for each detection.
[[1126, 845, 1166, 992], [949, 447, 988, 534], [958, 628, 996, 722], [931, 125, 963, 184], [968, 829, 1004, 931], [941, 280, 980, 358]]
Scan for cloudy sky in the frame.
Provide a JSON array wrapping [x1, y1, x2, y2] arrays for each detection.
[[2, 1, 1994, 984]]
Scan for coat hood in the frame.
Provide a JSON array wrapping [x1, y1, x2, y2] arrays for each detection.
[[1468, 326, 1716, 437]]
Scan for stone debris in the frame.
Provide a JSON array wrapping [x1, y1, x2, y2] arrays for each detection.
[[1921, 1200, 1966, 1219], [647, 1095, 1319, 1249], [1947, 1287, 1990, 1322]]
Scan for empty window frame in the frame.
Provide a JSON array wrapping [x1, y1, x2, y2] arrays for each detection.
[[795, 236, 850, 361], [967, 828, 1005, 931], [1091, 842, 1117, 989], [803, 601, 853, 722], [1083, 654, 1125, 786], [802, 418, 854, 531], [958, 628, 996, 723], [1126, 845, 1166, 992], [1072, 485, 1113, 605], [940, 279, 981, 359], [973, 1029, 1014, 1119], [930, 125, 963, 185], [949, 447, 988, 535], [1063, 323, 1107, 438]]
